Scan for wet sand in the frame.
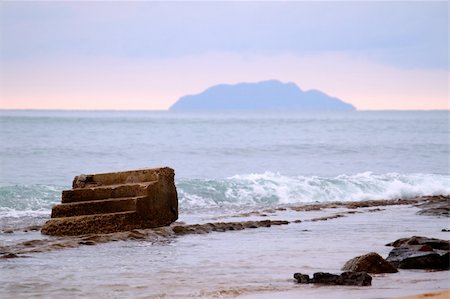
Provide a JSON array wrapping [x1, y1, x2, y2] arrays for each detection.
[[396, 290, 450, 299]]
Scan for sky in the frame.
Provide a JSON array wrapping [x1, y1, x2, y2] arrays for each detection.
[[0, 1, 448, 110]]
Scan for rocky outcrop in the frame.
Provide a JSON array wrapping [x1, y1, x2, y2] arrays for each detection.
[[386, 236, 449, 250], [41, 167, 178, 236], [294, 271, 372, 286], [415, 195, 449, 217], [342, 252, 398, 273], [2, 219, 291, 257], [386, 236, 449, 270]]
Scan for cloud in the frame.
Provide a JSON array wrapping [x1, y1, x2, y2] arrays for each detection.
[[1, 1, 448, 70]]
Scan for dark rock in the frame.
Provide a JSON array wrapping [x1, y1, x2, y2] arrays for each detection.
[[417, 244, 434, 252], [398, 253, 444, 269], [440, 252, 449, 269], [294, 271, 372, 286], [342, 252, 398, 273], [442, 229, 450, 232], [338, 271, 372, 286], [78, 241, 96, 246], [386, 246, 448, 270], [415, 196, 449, 217], [3, 230, 13, 234], [385, 236, 449, 270], [386, 236, 449, 251], [293, 273, 311, 283], [313, 272, 340, 284], [1, 253, 19, 259], [309, 214, 345, 222], [270, 220, 290, 226], [172, 225, 192, 235]]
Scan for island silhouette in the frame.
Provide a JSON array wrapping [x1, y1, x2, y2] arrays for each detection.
[[170, 80, 355, 111]]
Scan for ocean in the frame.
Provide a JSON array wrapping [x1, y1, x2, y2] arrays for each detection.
[[0, 110, 449, 298], [1, 110, 449, 221]]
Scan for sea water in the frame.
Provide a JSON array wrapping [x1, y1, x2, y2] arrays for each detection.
[[0, 110, 448, 223], [0, 110, 449, 298]]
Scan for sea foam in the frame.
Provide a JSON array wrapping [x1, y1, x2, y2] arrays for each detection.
[[1, 172, 449, 217], [178, 172, 450, 208]]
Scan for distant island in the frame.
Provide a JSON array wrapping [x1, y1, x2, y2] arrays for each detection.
[[169, 80, 355, 111]]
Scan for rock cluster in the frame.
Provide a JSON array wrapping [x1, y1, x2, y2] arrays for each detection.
[[385, 236, 449, 270], [41, 167, 178, 236], [294, 236, 448, 289], [294, 271, 372, 286]]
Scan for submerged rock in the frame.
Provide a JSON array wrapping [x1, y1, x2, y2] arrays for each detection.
[[338, 271, 372, 286], [342, 252, 398, 273], [0, 253, 19, 259], [294, 271, 372, 286], [386, 236, 449, 270], [415, 196, 449, 217], [41, 167, 178, 236], [293, 273, 310, 284], [313, 272, 341, 284]]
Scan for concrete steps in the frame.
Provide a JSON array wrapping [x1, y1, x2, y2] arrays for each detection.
[[61, 182, 154, 203], [41, 211, 140, 235], [51, 196, 143, 218], [41, 167, 178, 236]]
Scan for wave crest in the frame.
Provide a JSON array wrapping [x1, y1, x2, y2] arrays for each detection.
[[178, 172, 450, 208], [1, 173, 449, 216]]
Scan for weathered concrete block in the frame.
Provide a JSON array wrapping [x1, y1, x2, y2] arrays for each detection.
[[41, 167, 178, 236]]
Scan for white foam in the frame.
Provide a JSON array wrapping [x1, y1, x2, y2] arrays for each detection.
[[0, 207, 51, 218], [1, 173, 449, 215], [178, 172, 450, 208]]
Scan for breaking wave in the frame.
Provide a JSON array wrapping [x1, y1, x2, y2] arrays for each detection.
[[1, 172, 449, 217], [0, 184, 64, 218], [178, 172, 450, 209]]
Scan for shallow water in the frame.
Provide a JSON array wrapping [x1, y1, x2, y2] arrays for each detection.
[[1, 205, 448, 298]]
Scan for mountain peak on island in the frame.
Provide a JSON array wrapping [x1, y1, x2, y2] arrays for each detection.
[[169, 80, 355, 111]]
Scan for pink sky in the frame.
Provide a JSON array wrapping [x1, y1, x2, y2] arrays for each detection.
[[1, 53, 448, 110], [0, 2, 448, 110]]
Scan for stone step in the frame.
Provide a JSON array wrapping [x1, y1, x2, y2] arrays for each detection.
[[41, 211, 143, 236], [62, 182, 155, 203], [51, 196, 143, 218], [42, 167, 178, 236], [72, 167, 173, 188]]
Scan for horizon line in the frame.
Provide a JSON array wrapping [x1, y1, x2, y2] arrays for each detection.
[[0, 108, 449, 112]]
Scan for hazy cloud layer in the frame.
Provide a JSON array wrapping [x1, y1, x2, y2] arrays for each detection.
[[0, 1, 448, 109]]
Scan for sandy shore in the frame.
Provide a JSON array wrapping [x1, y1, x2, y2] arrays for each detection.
[[396, 289, 450, 299]]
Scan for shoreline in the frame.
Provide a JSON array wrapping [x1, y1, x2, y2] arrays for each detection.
[[396, 290, 450, 299], [1, 195, 447, 257], [1, 195, 448, 298]]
